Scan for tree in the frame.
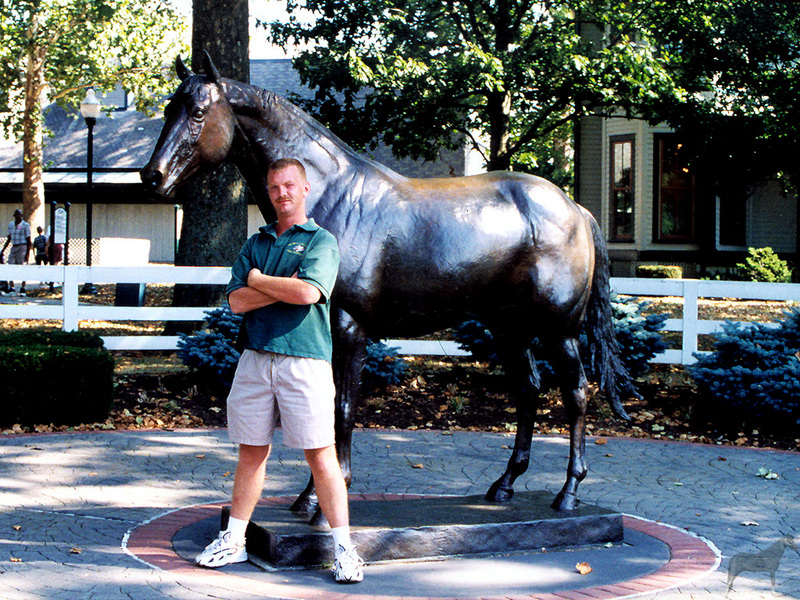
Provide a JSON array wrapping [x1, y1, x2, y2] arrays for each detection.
[[168, 0, 251, 322], [0, 0, 187, 229], [636, 0, 800, 262], [265, 0, 687, 173]]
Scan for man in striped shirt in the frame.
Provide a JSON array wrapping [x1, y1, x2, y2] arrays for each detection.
[[2, 209, 31, 296]]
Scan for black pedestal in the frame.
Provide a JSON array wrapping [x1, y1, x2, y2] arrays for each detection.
[[233, 491, 623, 567]]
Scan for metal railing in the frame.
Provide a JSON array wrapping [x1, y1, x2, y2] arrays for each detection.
[[1, 264, 799, 364]]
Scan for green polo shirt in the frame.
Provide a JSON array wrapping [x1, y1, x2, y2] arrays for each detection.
[[226, 219, 340, 362]]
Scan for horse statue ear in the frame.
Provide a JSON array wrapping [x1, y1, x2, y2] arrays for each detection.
[[202, 50, 221, 84], [175, 56, 193, 81]]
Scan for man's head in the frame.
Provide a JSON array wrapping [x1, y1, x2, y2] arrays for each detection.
[[267, 158, 310, 221], [37, 226, 43, 234], [13, 209, 22, 223]]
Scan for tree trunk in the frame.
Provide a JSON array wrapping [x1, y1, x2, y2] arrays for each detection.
[[486, 90, 512, 172], [169, 0, 250, 332], [21, 12, 46, 231]]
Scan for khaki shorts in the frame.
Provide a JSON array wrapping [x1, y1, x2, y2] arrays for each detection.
[[226, 350, 336, 449], [9, 245, 27, 265]]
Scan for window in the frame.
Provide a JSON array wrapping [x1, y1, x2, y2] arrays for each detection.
[[609, 136, 634, 241], [655, 136, 695, 241]]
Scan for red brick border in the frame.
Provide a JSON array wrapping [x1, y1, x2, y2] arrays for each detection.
[[123, 495, 721, 600]]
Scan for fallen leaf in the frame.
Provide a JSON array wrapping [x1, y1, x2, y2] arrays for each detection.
[[195, 454, 205, 459], [411, 463, 425, 469], [13, 525, 21, 531], [604, 453, 613, 457], [10, 557, 22, 562], [740, 521, 759, 526], [576, 562, 593, 575], [594, 438, 607, 445], [70, 547, 82, 554], [222, 471, 231, 477]]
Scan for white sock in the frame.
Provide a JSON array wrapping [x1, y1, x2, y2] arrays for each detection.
[[330, 526, 352, 553], [224, 516, 249, 545]]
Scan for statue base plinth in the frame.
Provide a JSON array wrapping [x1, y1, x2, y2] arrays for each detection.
[[229, 491, 623, 567]]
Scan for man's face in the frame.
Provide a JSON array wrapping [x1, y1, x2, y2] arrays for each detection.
[[13, 211, 21, 224], [267, 165, 309, 220]]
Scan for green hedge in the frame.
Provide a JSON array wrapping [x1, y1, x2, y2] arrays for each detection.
[[636, 264, 683, 279], [0, 329, 104, 349], [0, 330, 114, 428]]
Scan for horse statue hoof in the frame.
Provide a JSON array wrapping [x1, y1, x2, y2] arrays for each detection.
[[290, 492, 319, 517], [552, 491, 580, 511], [308, 507, 328, 527], [485, 481, 515, 502]]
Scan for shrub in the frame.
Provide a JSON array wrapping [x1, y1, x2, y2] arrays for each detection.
[[0, 329, 104, 348], [362, 341, 408, 388], [688, 309, 800, 430], [177, 306, 408, 390], [611, 296, 669, 379], [737, 247, 792, 283], [636, 264, 683, 279], [0, 329, 114, 428], [177, 306, 243, 388], [453, 295, 668, 388]]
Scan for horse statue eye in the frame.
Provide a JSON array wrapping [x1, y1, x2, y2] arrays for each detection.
[[191, 108, 206, 120]]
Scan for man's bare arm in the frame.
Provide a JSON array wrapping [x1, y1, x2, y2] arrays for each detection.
[[228, 286, 279, 314], [246, 269, 322, 305]]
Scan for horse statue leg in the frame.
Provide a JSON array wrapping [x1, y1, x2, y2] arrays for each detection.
[[551, 337, 589, 511], [486, 343, 541, 502], [291, 309, 367, 524]]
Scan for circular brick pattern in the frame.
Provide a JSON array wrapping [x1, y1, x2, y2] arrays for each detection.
[[123, 494, 721, 600]]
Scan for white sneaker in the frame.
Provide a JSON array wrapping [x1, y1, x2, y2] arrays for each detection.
[[332, 544, 364, 583], [195, 531, 247, 568]]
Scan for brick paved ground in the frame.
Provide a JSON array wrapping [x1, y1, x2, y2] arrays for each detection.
[[0, 428, 798, 599]]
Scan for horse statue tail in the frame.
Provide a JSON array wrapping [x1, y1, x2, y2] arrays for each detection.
[[583, 213, 638, 420]]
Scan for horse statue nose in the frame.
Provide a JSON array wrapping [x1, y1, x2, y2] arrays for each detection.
[[140, 165, 163, 191]]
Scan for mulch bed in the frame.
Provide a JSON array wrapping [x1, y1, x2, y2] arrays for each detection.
[[13, 356, 797, 453], [4, 288, 798, 451]]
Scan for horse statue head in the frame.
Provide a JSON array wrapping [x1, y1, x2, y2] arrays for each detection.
[[141, 52, 237, 199]]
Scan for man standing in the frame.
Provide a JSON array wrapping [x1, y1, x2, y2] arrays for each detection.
[[1, 209, 31, 296], [195, 158, 363, 583]]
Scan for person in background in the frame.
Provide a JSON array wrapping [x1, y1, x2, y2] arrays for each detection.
[[1, 209, 31, 296], [33, 226, 48, 265]]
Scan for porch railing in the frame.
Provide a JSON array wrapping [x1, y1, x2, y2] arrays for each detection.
[[1, 264, 799, 365]]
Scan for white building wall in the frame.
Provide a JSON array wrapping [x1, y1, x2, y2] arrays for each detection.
[[577, 116, 604, 220], [66, 204, 178, 263]]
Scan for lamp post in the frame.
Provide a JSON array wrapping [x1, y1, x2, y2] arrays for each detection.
[[80, 88, 101, 294]]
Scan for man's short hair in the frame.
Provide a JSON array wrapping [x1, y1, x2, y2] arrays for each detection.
[[268, 158, 307, 182]]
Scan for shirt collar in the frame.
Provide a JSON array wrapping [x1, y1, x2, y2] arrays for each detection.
[[259, 218, 318, 239]]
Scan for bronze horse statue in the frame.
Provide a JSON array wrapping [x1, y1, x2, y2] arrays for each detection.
[[142, 53, 637, 513]]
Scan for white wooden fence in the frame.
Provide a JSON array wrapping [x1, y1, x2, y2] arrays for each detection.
[[1, 264, 799, 365]]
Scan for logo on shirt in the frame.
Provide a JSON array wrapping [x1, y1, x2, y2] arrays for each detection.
[[287, 243, 306, 255]]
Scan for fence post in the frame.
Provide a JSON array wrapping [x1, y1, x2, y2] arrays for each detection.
[[681, 279, 699, 365], [62, 266, 79, 331]]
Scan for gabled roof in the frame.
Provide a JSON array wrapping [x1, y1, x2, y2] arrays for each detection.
[[0, 59, 310, 184]]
